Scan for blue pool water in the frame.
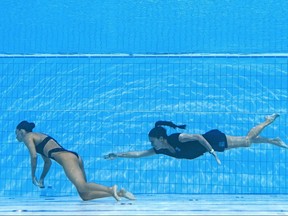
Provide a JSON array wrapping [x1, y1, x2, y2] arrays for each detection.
[[1, 0, 288, 54], [0, 0, 288, 204]]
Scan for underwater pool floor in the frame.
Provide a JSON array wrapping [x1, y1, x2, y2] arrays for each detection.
[[0, 194, 287, 215]]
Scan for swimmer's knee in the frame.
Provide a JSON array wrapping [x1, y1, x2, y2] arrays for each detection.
[[244, 137, 252, 147], [78, 191, 90, 201], [75, 184, 89, 200]]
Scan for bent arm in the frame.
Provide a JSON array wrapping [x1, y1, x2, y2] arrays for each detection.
[[179, 133, 221, 165], [105, 148, 156, 159], [179, 133, 214, 152]]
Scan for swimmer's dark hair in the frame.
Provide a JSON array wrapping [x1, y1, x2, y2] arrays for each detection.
[[16, 121, 35, 132], [154, 121, 186, 129], [148, 121, 186, 138]]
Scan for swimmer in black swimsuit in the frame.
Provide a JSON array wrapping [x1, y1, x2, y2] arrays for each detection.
[[16, 121, 135, 201], [105, 114, 288, 164], [35, 136, 79, 160]]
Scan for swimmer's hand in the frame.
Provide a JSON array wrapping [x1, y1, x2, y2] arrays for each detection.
[[32, 177, 45, 188], [104, 153, 118, 160], [38, 178, 45, 188], [209, 149, 221, 165]]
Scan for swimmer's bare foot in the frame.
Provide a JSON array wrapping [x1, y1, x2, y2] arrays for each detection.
[[273, 137, 288, 149], [265, 113, 279, 124], [112, 185, 121, 201], [118, 188, 136, 200]]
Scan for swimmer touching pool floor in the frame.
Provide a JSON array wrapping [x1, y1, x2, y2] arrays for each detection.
[[16, 121, 136, 201]]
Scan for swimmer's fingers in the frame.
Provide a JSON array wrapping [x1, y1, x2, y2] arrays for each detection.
[[38, 179, 45, 188], [215, 156, 221, 165], [214, 154, 221, 165], [104, 153, 117, 160], [210, 150, 221, 165], [33, 177, 45, 188], [38, 184, 45, 188], [32, 177, 40, 187]]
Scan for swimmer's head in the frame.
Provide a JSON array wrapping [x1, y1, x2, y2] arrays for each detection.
[[148, 126, 167, 139], [16, 121, 35, 142], [16, 121, 35, 132], [148, 121, 186, 139]]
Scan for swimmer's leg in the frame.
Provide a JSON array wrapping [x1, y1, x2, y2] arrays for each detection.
[[78, 184, 121, 201], [226, 114, 281, 149], [252, 136, 288, 149], [246, 113, 279, 141], [78, 156, 87, 182]]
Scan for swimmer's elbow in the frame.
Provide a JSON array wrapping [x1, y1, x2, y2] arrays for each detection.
[[139, 149, 155, 157], [44, 159, 52, 165], [30, 154, 37, 160]]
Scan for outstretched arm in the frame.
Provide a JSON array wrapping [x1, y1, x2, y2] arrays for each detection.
[[104, 148, 156, 160], [179, 133, 221, 165]]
